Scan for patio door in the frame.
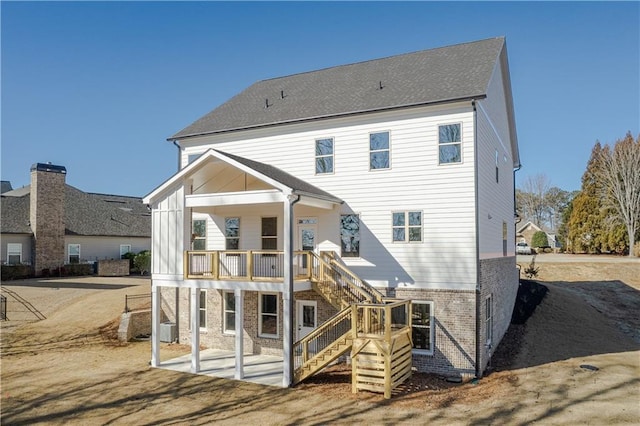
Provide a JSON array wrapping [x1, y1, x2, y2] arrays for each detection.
[[296, 218, 317, 276], [296, 300, 318, 341]]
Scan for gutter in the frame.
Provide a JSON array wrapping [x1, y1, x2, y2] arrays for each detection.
[[472, 99, 482, 379], [167, 95, 488, 141], [171, 140, 181, 171]]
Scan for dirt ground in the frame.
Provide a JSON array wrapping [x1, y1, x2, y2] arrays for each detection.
[[1, 257, 639, 425]]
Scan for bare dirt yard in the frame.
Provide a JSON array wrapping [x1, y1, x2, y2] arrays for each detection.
[[1, 256, 639, 425]]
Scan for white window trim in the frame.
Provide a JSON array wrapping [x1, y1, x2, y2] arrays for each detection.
[[485, 295, 493, 346], [315, 137, 335, 175], [261, 216, 278, 251], [225, 217, 240, 250], [186, 152, 204, 167], [199, 289, 207, 330], [412, 300, 434, 355], [192, 218, 207, 250], [68, 244, 81, 264], [340, 213, 361, 259], [120, 244, 132, 259], [369, 130, 391, 171], [222, 290, 235, 335], [7, 243, 22, 264], [258, 292, 279, 338], [392, 211, 423, 243], [437, 122, 463, 165]]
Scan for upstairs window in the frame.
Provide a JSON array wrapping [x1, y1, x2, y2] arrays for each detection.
[[225, 217, 240, 250], [261, 217, 277, 250], [340, 214, 360, 258], [438, 123, 462, 164], [68, 244, 80, 264], [370, 132, 390, 170], [192, 219, 207, 250], [7, 243, 22, 265], [392, 211, 422, 242], [315, 138, 334, 174]]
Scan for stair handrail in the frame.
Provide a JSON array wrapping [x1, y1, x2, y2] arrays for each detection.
[[320, 251, 385, 304], [308, 252, 375, 305]]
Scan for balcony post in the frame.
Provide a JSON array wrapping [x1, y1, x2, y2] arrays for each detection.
[[213, 251, 219, 279], [190, 287, 200, 373], [247, 250, 253, 280], [282, 193, 299, 387], [234, 288, 244, 380]]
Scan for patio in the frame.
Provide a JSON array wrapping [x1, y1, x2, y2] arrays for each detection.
[[157, 349, 284, 387]]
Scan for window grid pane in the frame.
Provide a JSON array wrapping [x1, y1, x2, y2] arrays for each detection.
[[340, 214, 360, 257], [438, 124, 462, 164], [315, 138, 334, 174], [370, 132, 390, 170], [393, 212, 422, 242], [225, 217, 240, 250], [412, 302, 432, 352]]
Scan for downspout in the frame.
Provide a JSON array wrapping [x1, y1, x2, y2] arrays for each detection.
[[284, 193, 301, 387], [171, 139, 181, 342], [472, 99, 482, 379]]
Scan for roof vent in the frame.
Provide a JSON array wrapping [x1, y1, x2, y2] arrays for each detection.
[[378, 81, 384, 90], [265, 98, 270, 108]]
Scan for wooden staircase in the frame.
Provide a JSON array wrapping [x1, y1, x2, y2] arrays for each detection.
[[292, 252, 412, 398]]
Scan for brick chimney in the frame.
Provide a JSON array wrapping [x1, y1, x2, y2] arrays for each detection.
[[30, 163, 66, 275]]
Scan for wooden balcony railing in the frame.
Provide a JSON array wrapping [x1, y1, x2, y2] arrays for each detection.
[[184, 250, 314, 281]]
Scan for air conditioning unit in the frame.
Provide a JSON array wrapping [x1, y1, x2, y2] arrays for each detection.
[[160, 322, 176, 343]]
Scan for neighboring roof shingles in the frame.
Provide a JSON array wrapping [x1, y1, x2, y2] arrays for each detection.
[[1, 185, 150, 237], [216, 150, 342, 203], [171, 37, 505, 139]]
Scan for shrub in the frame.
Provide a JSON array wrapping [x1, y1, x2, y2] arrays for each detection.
[[134, 251, 151, 275], [523, 256, 539, 279], [634, 242, 640, 257], [531, 231, 549, 249], [1, 264, 34, 280], [121, 252, 136, 272]]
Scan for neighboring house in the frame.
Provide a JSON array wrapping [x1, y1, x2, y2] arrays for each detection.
[[144, 37, 520, 391], [516, 221, 559, 250], [1, 163, 151, 274]]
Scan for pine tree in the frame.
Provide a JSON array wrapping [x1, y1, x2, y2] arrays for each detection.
[[567, 142, 607, 253]]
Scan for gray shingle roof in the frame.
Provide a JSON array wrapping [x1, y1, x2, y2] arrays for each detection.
[[1, 185, 150, 237], [171, 37, 505, 139], [216, 150, 342, 203]]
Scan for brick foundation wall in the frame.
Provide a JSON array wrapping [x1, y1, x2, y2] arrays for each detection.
[[160, 287, 338, 357], [394, 288, 477, 377], [478, 256, 519, 375]]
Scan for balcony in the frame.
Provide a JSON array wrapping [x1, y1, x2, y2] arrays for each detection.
[[184, 250, 314, 281]]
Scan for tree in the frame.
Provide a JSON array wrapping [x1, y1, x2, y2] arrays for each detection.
[[531, 231, 549, 249], [596, 132, 640, 257], [517, 174, 551, 227], [567, 143, 607, 253]]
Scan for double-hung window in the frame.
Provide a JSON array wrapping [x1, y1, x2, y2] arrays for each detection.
[[192, 219, 207, 250], [225, 217, 240, 250], [199, 290, 207, 329], [315, 138, 334, 174], [7, 243, 22, 265], [261, 217, 277, 250], [223, 291, 235, 334], [486, 295, 493, 345], [438, 123, 462, 164], [412, 301, 434, 354], [370, 131, 390, 170], [392, 211, 422, 242], [259, 292, 279, 338], [340, 214, 360, 257], [68, 244, 80, 264]]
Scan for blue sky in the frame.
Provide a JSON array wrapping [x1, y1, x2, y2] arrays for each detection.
[[2, 1, 638, 197]]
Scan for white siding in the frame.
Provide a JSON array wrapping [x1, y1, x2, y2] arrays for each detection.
[[63, 235, 150, 263], [151, 184, 185, 276], [476, 57, 516, 259], [1, 234, 32, 264], [179, 103, 478, 290]]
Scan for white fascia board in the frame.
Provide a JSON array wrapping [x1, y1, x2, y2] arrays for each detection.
[[186, 189, 284, 207], [296, 195, 337, 210]]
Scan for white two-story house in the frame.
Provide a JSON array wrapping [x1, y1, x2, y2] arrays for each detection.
[[144, 37, 520, 394]]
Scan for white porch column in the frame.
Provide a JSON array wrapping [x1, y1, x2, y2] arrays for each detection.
[[190, 287, 200, 373], [151, 283, 161, 367], [282, 194, 297, 387], [234, 288, 244, 380]]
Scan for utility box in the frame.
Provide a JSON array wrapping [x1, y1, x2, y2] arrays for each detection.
[[160, 322, 176, 343]]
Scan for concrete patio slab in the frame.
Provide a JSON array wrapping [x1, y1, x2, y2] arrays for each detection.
[[158, 349, 284, 387]]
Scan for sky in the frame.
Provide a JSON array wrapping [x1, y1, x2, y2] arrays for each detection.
[[1, 1, 639, 197]]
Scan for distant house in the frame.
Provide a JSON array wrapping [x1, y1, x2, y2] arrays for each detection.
[[144, 37, 520, 392], [1, 163, 151, 275], [516, 221, 559, 250]]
